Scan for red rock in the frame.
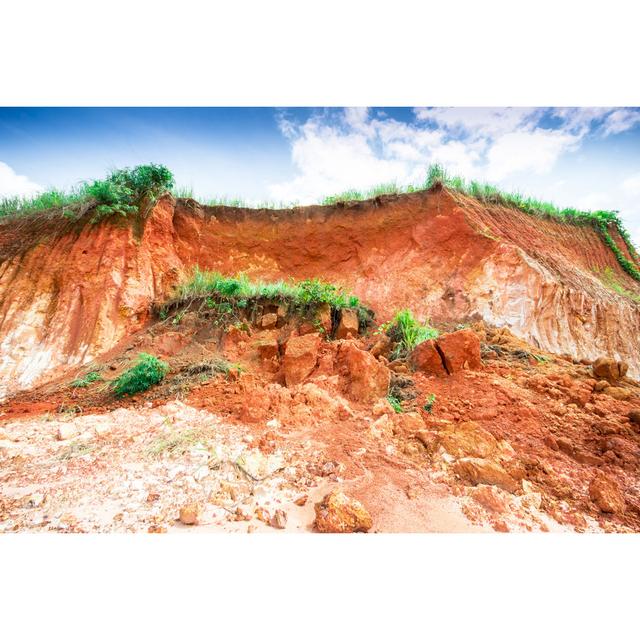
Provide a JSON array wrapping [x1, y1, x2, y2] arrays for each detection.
[[438, 421, 498, 458], [338, 342, 390, 403], [316, 303, 333, 334], [260, 313, 278, 329], [314, 490, 372, 533], [452, 457, 519, 493], [257, 336, 279, 361], [410, 339, 446, 376], [436, 329, 482, 373], [392, 411, 425, 436], [282, 333, 321, 386], [335, 308, 359, 340], [469, 484, 511, 513], [589, 473, 625, 514], [294, 495, 308, 506], [592, 357, 628, 382], [629, 410, 640, 427]]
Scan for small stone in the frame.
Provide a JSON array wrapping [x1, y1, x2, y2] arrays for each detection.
[[179, 503, 201, 525], [589, 473, 625, 514], [270, 509, 287, 529], [294, 495, 308, 506]]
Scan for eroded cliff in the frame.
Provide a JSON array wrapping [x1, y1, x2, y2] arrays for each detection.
[[0, 186, 639, 398]]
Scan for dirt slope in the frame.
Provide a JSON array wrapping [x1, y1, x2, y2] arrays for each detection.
[[0, 186, 639, 399]]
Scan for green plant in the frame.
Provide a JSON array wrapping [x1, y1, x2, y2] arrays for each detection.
[[69, 371, 102, 388], [423, 393, 436, 414], [87, 164, 174, 223], [384, 309, 438, 357], [112, 353, 169, 397], [387, 395, 404, 413]]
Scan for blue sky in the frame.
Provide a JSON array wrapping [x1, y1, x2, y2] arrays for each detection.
[[1, 107, 640, 243]]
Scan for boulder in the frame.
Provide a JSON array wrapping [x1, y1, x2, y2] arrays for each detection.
[[436, 328, 482, 373], [314, 490, 372, 533], [335, 308, 359, 340], [592, 357, 628, 382], [282, 333, 321, 387], [339, 342, 390, 403], [603, 386, 632, 402], [410, 339, 446, 376], [438, 421, 498, 459], [393, 411, 425, 436], [589, 473, 625, 514], [370, 334, 391, 359], [452, 457, 519, 493]]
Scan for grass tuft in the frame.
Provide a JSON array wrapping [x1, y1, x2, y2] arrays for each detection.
[[382, 309, 439, 359]]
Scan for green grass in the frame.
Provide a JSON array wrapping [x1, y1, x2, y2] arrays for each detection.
[[383, 309, 439, 359], [387, 394, 404, 414], [162, 268, 373, 335], [69, 371, 102, 388], [172, 268, 363, 311], [111, 353, 169, 397]]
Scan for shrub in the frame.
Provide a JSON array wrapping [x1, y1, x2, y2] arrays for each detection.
[[112, 353, 169, 397], [87, 164, 174, 223]]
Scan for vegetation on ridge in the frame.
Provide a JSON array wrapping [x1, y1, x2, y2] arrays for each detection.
[[2, 162, 638, 281], [0, 164, 174, 223]]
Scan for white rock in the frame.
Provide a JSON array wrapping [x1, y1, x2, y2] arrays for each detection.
[[194, 465, 210, 481], [266, 418, 281, 429], [94, 423, 112, 436], [57, 424, 79, 441]]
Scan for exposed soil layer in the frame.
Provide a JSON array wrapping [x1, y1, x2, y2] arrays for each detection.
[[1, 188, 639, 400]]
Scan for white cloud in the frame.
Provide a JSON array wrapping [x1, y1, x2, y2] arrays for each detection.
[[485, 129, 580, 181], [602, 109, 640, 136], [414, 107, 541, 139], [0, 162, 42, 198]]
